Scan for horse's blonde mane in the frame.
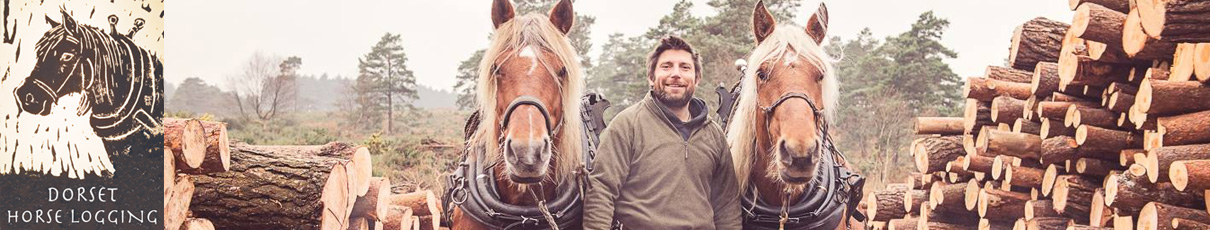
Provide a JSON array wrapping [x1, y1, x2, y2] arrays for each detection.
[[727, 25, 838, 192], [470, 14, 585, 184]]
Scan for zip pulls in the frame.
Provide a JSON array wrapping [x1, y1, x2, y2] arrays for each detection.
[[684, 141, 689, 159]]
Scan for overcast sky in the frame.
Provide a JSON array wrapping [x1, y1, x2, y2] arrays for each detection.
[[166, 0, 1072, 91]]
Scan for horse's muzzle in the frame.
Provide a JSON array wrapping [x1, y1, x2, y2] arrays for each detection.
[[14, 80, 55, 116], [778, 140, 820, 183], [504, 137, 552, 184]]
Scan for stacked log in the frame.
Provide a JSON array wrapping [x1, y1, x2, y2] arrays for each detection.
[[863, 2, 1210, 229], [164, 118, 444, 230]]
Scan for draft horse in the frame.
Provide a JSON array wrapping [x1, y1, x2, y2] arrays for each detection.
[[442, 0, 608, 229], [717, 1, 866, 229], [14, 10, 162, 154]]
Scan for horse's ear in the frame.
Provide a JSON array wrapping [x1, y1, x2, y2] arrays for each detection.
[[752, 0, 776, 44], [804, 2, 829, 44], [548, 0, 574, 34], [45, 15, 60, 28], [60, 10, 77, 32], [491, 0, 515, 29]]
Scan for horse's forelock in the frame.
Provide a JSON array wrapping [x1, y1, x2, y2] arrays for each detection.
[[471, 14, 585, 184]]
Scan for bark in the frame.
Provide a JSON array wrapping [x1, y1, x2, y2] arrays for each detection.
[[989, 65, 1037, 83], [1123, 9, 1180, 60], [1138, 202, 1210, 230], [916, 117, 966, 135], [1152, 110, 1210, 149], [1145, 143, 1210, 183], [993, 96, 1029, 124], [189, 144, 354, 230], [1010, 18, 1070, 71], [1033, 62, 1063, 98], [1137, 79, 1210, 116], [968, 77, 1036, 101], [1138, 0, 1210, 42], [979, 188, 1031, 222], [178, 120, 232, 175], [915, 136, 966, 174], [1169, 160, 1210, 192]]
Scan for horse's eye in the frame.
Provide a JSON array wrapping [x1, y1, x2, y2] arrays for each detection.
[[757, 69, 769, 81], [60, 53, 74, 62], [558, 67, 568, 77]]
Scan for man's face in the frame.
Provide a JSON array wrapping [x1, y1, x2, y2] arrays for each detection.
[[649, 49, 697, 108]]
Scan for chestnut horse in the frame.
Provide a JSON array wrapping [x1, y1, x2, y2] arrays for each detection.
[[447, 0, 586, 229], [723, 1, 865, 229]]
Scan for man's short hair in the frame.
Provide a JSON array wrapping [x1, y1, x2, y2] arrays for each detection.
[[646, 35, 702, 80]]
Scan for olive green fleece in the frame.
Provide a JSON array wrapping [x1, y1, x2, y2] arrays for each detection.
[[583, 92, 741, 230]]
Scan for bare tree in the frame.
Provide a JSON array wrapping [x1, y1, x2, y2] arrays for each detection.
[[227, 53, 299, 121]]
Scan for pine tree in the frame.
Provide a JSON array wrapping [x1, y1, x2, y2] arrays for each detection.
[[356, 33, 417, 134]]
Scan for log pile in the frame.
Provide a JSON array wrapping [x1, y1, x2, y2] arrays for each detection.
[[861, 1, 1210, 228], [164, 118, 444, 230]]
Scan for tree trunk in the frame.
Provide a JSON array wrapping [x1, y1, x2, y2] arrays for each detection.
[[967, 99, 996, 136], [352, 177, 391, 220], [1090, 189, 1113, 227], [1010, 18, 1069, 71], [1124, 9, 1180, 59], [1138, 0, 1210, 42], [166, 176, 196, 230], [1033, 62, 1063, 98], [1026, 200, 1062, 220], [178, 120, 232, 175], [1137, 79, 1210, 116], [993, 96, 1028, 124], [1172, 217, 1210, 230], [967, 78, 1035, 101], [189, 144, 354, 230], [931, 182, 974, 214], [1105, 92, 1134, 113], [1138, 202, 1210, 230], [1195, 43, 1210, 83], [1052, 175, 1097, 223], [1169, 160, 1210, 192], [1066, 105, 1120, 130], [979, 188, 1031, 222], [1145, 143, 1210, 183], [869, 188, 910, 221], [916, 117, 966, 135], [1040, 118, 1076, 139], [1151, 110, 1210, 149], [1014, 118, 1043, 135], [1075, 125, 1143, 154], [888, 218, 918, 230], [1005, 165, 1046, 189], [1023, 217, 1073, 230], [1075, 158, 1120, 176], [915, 136, 966, 174], [904, 189, 928, 214], [382, 206, 413, 230], [389, 190, 442, 217], [1105, 165, 1204, 214], [1069, 0, 1130, 12], [165, 118, 206, 170], [1072, 3, 1128, 48], [989, 66, 1037, 83], [980, 129, 1043, 160]]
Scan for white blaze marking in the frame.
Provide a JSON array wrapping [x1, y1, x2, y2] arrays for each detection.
[[783, 52, 798, 67], [519, 45, 538, 76]]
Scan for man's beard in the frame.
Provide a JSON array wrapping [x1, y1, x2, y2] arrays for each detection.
[[653, 85, 693, 108]]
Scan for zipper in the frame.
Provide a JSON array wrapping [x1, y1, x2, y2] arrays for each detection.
[[683, 141, 689, 159]]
